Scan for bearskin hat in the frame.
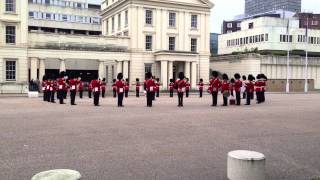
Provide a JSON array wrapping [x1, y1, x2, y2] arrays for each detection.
[[248, 74, 254, 81], [178, 72, 185, 80], [146, 72, 152, 79], [117, 73, 123, 80], [234, 73, 241, 79], [212, 71, 219, 78], [222, 74, 229, 80]]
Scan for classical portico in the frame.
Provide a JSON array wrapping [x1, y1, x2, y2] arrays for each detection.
[[155, 51, 199, 90]]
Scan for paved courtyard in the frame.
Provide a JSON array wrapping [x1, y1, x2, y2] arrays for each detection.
[[0, 93, 319, 180]]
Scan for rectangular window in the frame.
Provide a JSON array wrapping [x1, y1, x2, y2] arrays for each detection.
[[118, 14, 121, 29], [62, 15, 68, 21], [191, 15, 198, 28], [106, 20, 109, 34], [227, 23, 232, 28], [46, 13, 51, 20], [248, 22, 254, 29], [261, 34, 264, 42], [125, 10, 128, 26], [6, 60, 16, 81], [29, 11, 34, 18], [6, 26, 16, 44], [145, 63, 152, 74], [169, 37, 176, 51], [45, 0, 50, 4], [169, 12, 176, 27], [145, 35, 152, 51], [191, 38, 197, 52], [265, 34, 268, 41], [145, 10, 153, 25], [5, 0, 15, 12]]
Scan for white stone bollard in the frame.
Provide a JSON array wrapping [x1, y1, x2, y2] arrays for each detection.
[[31, 169, 81, 180], [28, 91, 39, 98], [227, 150, 266, 180]]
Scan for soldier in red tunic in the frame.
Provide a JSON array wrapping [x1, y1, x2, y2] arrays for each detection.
[[230, 78, 235, 97], [112, 79, 117, 98], [242, 75, 247, 99], [78, 77, 84, 99], [169, 79, 174, 98], [185, 78, 191, 98], [221, 74, 230, 106], [135, 78, 141, 97], [101, 78, 107, 98], [124, 78, 129, 98], [49, 77, 57, 103], [91, 74, 101, 106], [155, 78, 160, 98], [116, 73, 125, 107], [69, 73, 77, 105], [255, 74, 264, 104], [88, 80, 93, 98], [57, 72, 66, 104], [209, 71, 221, 106], [234, 73, 242, 105], [174, 72, 186, 107], [245, 74, 255, 105], [261, 74, 268, 103], [145, 72, 156, 107], [42, 75, 48, 102], [198, 79, 204, 98]]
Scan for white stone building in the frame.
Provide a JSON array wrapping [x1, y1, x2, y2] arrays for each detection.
[[213, 16, 320, 90], [0, 0, 213, 93]]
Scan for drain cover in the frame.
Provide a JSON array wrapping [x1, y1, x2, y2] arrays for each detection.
[[31, 169, 81, 180]]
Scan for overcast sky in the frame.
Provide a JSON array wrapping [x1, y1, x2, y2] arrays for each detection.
[[89, 0, 320, 33]]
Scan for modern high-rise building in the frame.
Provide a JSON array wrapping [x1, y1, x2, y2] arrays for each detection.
[[245, 0, 301, 16]]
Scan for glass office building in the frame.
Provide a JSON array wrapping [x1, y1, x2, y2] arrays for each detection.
[[245, 0, 301, 16]]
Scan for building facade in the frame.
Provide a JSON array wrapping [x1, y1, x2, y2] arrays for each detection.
[[100, 0, 213, 90], [296, 13, 320, 30], [0, 0, 213, 93], [218, 17, 320, 55], [245, 0, 301, 16], [222, 20, 241, 34]]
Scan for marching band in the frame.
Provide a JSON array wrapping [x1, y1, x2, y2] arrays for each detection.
[[40, 71, 268, 107]]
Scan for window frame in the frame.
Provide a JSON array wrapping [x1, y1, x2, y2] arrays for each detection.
[[145, 9, 153, 26], [169, 12, 176, 27], [5, 0, 16, 13], [169, 36, 176, 51], [145, 35, 153, 51], [191, 38, 197, 52], [191, 14, 198, 29], [5, 59, 17, 82], [5, 25, 16, 44]]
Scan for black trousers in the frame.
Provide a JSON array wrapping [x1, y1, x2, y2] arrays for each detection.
[[79, 91, 83, 99], [70, 90, 76, 105], [246, 92, 252, 105], [243, 92, 247, 99], [125, 90, 129, 98], [43, 91, 47, 101], [113, 90, 117, 98], [47, 91, 51, 102], [93, 92, 100, 106], [212, 92, 218, 106], [231, 91, 234, 97], [223, 96, 228, 106], [256, 92, 263, 103], [178, 92, 184, 106], [118, 93, 124, 106], [236, 92, 241, 105], [88, 90, 92, 98], [186, 90, 189, 98], [169, 90, 173, 97], [146, 91, 153, 107], [58, 90, 64, 104], [136, 90, 140, 97], [102, 90, 106, 98], [199, 90, 203, 98], [251, 92, 254, 100], [63, 91, 67, 99], [152, 92, 155, 100], [156, 90, 159, 97], [50, 91, 55, 103]]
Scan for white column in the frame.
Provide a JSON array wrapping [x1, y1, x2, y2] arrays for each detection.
[[98, 60, 105, 79], [161, 61, 168, 90], [191, 62, 197, 89], [30, 57, 38, 81], [184, 61, 191, 79], [168, 61, 173, 81], [59, 59, 66, 72], [116, 61, 123, 74], [123, 60, 129, 79], [39, 59, 45, 81]]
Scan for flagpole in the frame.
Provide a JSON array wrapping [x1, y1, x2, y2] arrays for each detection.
[[304, 16, 309, 93], [286, 18, 290, 93]]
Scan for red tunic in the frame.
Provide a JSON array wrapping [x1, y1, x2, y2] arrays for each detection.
[[221, 81, 230, 93], [50, 81, 57, 92], [42, 81, 47, 91], [91, 80, 101, 93], [112, 83, 117, 91], [136, 82, 141, 91], [186, 83, 191, 91], [169, 82, 174, 91], [69, 79, 77, 91], [78, 81, 83, 91], [155, 82, 160, 92], [145, 79, 156, 92], [175, 79, 186, 93], [101, 82, 107, 91], [255, 80, 264, 92], [198, 82, 204, 91], [125, 82, 129, 91], [245, 81, 254, 93], [116, 80, 125, 94], [209, 78, 221, 93], [234, 80, 242, 93], [88, 82, 93, 91]]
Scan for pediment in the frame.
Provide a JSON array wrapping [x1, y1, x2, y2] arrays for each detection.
[[165, 0, 214, 8]]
